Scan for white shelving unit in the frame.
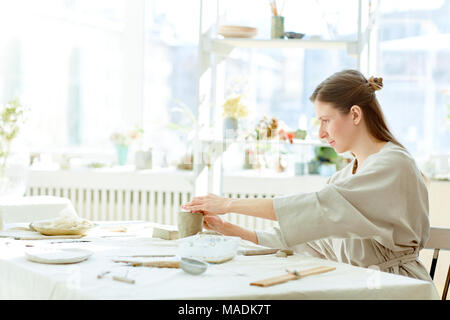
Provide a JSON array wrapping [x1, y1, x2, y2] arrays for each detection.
[[209, 38, 359, 53], [193, 0, 379, 197]]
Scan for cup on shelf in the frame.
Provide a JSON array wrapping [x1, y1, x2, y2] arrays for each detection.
[[271, 16, 285, 39]]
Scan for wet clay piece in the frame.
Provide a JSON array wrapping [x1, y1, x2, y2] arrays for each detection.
[[152, 226, 179, 240], [177, 211, 203, 238], [280, 249, 294, 256]]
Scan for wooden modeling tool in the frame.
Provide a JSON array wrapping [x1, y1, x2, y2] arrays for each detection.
[[250, 266, 336, 287]]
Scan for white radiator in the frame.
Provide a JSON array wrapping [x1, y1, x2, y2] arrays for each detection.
[[26, 169, 328, 231]]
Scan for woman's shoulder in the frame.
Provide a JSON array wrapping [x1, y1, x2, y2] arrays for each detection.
[[366, 141, 419, 175]]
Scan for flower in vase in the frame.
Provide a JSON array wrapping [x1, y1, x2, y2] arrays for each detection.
[[222, 95, 248, 120], [110, 126, 143, 147]]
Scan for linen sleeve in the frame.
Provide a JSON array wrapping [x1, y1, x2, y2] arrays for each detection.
[[273, 154, 429, 251], [255, 227, 328, 259]]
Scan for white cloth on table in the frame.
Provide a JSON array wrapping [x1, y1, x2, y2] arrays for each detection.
[[0, 227, 440, 300]]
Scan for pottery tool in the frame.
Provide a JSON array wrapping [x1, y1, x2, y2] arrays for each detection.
[[114, 259, 180, 268], [116, 254, 176, 258], [112, 275, 135, 284], [180, 257, 208, 275], [250, 266, 336, 287], [112, 269, 135, 284], [240, 248, 279, 256], [97, 270, 111, 279]]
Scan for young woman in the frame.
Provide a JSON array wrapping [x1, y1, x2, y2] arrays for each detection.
[[182, 69, 433, 282]]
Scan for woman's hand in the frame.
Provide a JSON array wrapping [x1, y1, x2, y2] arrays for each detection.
[[181, 193, 232, 216], [203, 215, 226, 233]]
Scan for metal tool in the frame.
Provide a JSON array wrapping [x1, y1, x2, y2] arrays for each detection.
[[97, 270, 111, 279], [179, 257, 208, 275]]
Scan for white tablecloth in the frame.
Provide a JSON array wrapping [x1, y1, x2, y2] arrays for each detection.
[[0, 222, 440, 300]]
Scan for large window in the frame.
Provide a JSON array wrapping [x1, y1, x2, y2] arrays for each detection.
[[377, 0, 450, 157], [0, 0, 448, 169], [0, 0, 127, 154], [0, 0, 200, 165]]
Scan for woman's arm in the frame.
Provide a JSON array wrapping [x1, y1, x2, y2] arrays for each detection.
[[182, 194, 277, 221], [228, 198, 277, 220]]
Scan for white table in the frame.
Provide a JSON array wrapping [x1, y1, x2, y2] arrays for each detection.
[[0, 222, 440, 300]]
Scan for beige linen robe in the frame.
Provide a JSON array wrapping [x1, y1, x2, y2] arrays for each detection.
[[256, 142, 433, 282]]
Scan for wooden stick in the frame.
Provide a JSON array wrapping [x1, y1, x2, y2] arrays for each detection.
[[242, 248, 279, 256], [112, 275, 135, 284], [142, 260, 180, 268], [250, 266, 336, 287]]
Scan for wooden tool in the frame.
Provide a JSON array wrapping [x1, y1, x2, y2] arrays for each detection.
[[250, 266, 336, 287], [113, 275, 135, 284], [241, 248, 280, 256], [114, 260, 180, 268]]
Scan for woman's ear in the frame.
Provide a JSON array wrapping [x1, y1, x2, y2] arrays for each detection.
[[350, 105, 362, 125]]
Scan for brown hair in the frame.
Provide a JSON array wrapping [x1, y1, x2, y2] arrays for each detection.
[[309, 69, 430, 183], [309, 69, 405, 149]]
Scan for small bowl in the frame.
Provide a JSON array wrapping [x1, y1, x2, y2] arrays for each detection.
[[284, 32, 305, 39], [178, 234, 240, 264]]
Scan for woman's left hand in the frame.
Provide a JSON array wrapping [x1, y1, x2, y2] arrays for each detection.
[[181, 193, 231, 216]]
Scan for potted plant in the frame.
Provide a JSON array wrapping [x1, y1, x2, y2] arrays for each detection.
[[110, 126, 143, 166], [166, 99, 197, 170], [222, 95, 248, 139], [0, 98, 28, 197]]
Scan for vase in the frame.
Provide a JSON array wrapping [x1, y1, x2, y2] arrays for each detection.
[[115, 145, 129, 166], [223, 117, 238, 139], [271, 16, 285, 39], [135, 149, 152, 170], [0, 151, 29, 199]]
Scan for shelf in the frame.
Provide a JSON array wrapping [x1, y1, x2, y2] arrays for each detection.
[[200, 137, 328, 147], [209, 38, 359, 55]]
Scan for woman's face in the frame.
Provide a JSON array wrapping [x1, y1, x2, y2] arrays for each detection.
[[314, 100, 357, 153]]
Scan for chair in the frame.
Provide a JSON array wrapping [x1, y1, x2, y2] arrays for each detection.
[[424, 227, 450, 300]]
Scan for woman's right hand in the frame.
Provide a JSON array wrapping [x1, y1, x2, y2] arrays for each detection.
[[181, 193, 232, 216], [203, 215, 226, 233]]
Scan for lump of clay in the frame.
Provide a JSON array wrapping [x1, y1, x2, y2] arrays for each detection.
[[275, 249, 294, 258], [279, 249, 294, 256], [152, 225, 179, 240], [275, 251, 288, 258]]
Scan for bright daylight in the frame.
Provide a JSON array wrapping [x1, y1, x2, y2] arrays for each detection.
[[0, 0, 449, 305]]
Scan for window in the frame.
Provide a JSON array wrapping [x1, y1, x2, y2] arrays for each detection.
[[0, 0, 200, 165], [377, 0, 450, 157], [0, 0, 448, 169]]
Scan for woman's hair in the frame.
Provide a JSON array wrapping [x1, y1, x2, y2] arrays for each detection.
[[309, 69, 405, 149]]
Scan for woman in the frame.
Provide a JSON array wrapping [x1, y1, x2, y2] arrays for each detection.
[[182, 69, 433, 282]]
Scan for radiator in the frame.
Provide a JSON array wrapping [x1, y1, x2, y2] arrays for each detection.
[[26, 186, 192, 226], [26, 169, 327, 230]]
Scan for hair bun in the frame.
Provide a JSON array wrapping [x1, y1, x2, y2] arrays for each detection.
[[368, 76, 383, 91]]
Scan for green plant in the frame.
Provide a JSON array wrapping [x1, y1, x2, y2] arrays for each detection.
[[314, 146, 338, 164], [0, 98, 27, 173], [166, 99, 197, 142]]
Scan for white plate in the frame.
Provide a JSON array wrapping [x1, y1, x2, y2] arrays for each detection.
[[25, 248, 93, 264], [218, 25, 258, 38]]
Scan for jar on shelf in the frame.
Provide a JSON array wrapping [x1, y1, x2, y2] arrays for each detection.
[[0, 150, 30, 198]]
